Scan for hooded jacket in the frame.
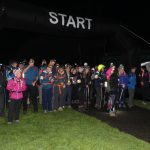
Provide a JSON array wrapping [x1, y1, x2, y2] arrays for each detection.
[[7, 78, 27, 100]]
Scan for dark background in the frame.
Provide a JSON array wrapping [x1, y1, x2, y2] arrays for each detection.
[[0, 0, 150, 66]]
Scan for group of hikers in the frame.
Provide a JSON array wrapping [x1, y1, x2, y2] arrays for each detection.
[[0, 58, 149, 124]]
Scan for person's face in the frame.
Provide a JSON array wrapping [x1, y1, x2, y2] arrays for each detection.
[[12, 62, 17, 68], [46, 67, 52, 73], [59, 68, 64, 75], [42, 60, 47, 65], [19, 64, 24, 69], [72, 69, 77, 74], [141, 67, 144, 71], [65, 67, 70, 73], [131, 68, 136, 73], [49, 60, 55, 66], [119, 69, 124, 75], [29, 59, 34, 66]]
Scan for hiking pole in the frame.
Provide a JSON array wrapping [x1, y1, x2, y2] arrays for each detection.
[[100, 83, 103, 109], [85, 85, 89, 111], [118, 87, 124, 108], [103, 81, 108, 108], [87, 85, 90, 110]]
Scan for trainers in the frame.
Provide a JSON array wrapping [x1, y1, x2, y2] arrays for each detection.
[[15, 120, 20, 123], [48, 110, 53, 113], [58, 107, 63, 111], [68, 105, 72, 108], [43, 110, 47, 114], [53, 109, 57, 112], [109, 112, 116, 117], [7, 122, 12, 125]]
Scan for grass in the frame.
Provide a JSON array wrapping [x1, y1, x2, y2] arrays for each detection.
[[0, 108, 150, 150], [134, 100, 150, 110]]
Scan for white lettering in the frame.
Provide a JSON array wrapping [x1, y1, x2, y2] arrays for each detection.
[[48, 11, 92, 30], [49, 12, 58, 24], [76, 17, 85, 29], [58, 13, 67, 26], [66, 16, 76, 28], [85, 18, 92, 30]]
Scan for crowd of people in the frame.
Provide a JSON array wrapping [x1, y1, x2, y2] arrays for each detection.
[[0, 58, 149, 124]]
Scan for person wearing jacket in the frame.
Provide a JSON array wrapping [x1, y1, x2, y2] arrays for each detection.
[[108, 69, 119, 116], [7, 70, 26, 124], [40, 66, 54, 113], [117, 64, 128, 108], [38, 59, 47, 105], [0, 67, 6, 117], [53, 67, 67, 111], [23, 59, 39, 113], [128, 67, 137, 108], [139, 66, 150, 101], [5, 60, 18, 108], [94, 64, 105, 109], [64, 64, 72, 108]]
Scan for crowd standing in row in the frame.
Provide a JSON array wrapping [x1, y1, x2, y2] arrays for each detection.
[[0, 58, 149, 124]]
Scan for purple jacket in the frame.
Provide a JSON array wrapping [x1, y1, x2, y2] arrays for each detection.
[[7, 78, 27, 100]]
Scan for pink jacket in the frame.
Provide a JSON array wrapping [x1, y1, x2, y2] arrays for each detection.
[[7, 78, 27, 100], [106, 67, 113, 80]]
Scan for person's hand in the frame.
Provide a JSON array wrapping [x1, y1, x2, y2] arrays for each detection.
[[122, 84, 125, 88], [32, 81, 36, 86], [67, 81, 71, 85], [50, 78, 54, 82], [141, 82, 144, 86]]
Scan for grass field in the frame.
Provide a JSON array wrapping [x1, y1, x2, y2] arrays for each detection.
[[0, 108, 150, 150]]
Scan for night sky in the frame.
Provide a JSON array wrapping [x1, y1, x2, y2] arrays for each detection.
[[0, 0, 150, 66]]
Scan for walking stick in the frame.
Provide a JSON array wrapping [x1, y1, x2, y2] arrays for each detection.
[[100, 83, 103, 109], [85, 85, 90, 110], [118, 87, 124, 108]]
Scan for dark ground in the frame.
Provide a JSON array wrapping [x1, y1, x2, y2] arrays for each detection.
[[73, 104, 150, 143]]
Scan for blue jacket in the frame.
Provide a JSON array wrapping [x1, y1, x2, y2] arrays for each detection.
[[118, 73, 128, 88], [25, 66, 39, 85], [128, 73, 136, 89], [94, 71, 105, 87], [40, 70, 53, 89]]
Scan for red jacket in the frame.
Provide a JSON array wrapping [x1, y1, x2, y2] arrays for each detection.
[[7, 78, 27, 100]]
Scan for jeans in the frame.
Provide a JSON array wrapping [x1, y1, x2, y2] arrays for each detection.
[[42, 88, 53, 111], [64, 85, 72, 106], [128, 88, 135, 107]]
